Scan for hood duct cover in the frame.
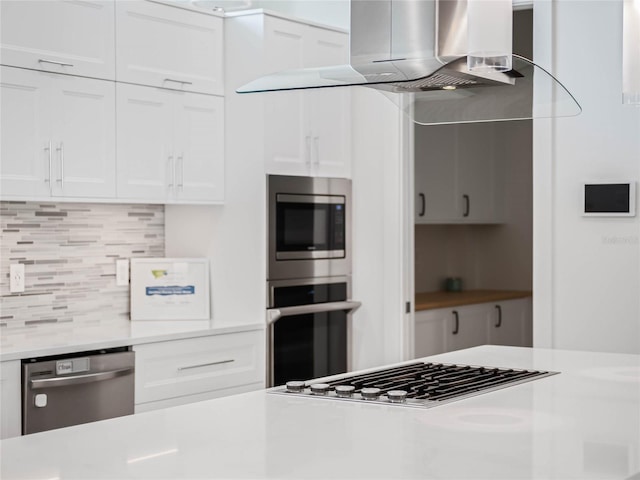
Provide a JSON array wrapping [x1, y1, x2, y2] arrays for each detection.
[[237, 0, 581, 125]]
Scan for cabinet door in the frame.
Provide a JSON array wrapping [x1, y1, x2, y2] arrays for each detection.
[[133, 330, 264, 405], [488, 298, 531, 347], [263, 16, 310, 176], [52, 75, 116, 198], [174, 94, 225, 203], [0, 0, 115, 80], [116, 1, 223, 95], [306, 27, 351, 178], [0, 361, 21, 439], [445, 304, 489, 352], [414, 124, 458, 222], [0, 67, 53, 198], [414, 310, 448, 358], [457, 123, 497, 222], [116, 84, 174, 201]]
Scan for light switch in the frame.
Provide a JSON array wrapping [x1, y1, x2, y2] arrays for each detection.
[[34, 394, 47, 408]]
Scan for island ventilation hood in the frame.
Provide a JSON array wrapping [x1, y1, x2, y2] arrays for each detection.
[[237, 0, 582, 125]]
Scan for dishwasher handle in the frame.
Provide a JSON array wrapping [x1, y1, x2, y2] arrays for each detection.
[[267, 300, 362, 325], [29, 367, 134, 390]]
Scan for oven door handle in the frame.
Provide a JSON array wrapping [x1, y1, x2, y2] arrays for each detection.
[[267, 301, 362, 324]]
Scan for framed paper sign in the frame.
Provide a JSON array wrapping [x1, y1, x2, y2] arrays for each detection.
[[130, 258, 210, 321]]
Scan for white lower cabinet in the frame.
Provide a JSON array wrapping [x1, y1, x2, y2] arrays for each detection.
[[488, 298, 533, 347], [0, 360, 22, 439], [133, 330, 264, 412], [415, 297, 532, 358], [446, 304, 491, 352], [116, 83, 224, 204]]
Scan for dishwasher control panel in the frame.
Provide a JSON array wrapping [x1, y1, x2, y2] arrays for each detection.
[[56, 358, 90, 375]]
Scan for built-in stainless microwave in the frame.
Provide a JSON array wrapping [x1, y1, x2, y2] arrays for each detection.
[[268, 175, 351, 281]]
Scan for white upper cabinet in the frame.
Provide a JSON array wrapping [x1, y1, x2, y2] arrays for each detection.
[[174, 94, 225, 203], [116, 1, 224, 96], [305, 27, 351, 178], [246, 15, 351, 178], [52, 75, 116, 198], [0, 67, 53, 198], [415, 123, 503, 224], [116, 83, 174, 201], [0, 0, 115, 80], [0, 67, 116, 200], [117, 83, 224, 204], [457, 123, 498, 222], [415, 124, 458, 222], [263, 18, 308, 176]]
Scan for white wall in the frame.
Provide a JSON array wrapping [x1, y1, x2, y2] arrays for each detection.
[[533, 0, 640, 353], [351, 90, 413, 369]]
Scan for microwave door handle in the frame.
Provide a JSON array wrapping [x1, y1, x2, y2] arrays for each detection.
[[267, 301, 362, 324]]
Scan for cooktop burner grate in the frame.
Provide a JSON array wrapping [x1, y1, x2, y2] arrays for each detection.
[[271, 361, 558, 408]]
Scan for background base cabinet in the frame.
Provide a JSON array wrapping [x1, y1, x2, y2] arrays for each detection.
[[0, 360, 21, 439], [415, 297, 532, 358]]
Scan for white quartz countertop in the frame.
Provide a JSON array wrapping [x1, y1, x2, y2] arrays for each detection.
[[0, 319, 264, 361], [2, 345, 639, 479]]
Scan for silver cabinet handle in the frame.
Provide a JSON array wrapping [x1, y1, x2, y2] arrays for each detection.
[[164, 78, 193, 86], [267, 300, 362, 325], [44, 141, 52, 194], [167, 155, 174, 188], [29, 367, 134, 389], [177, 359, 234, 371], [495, 305, 502, 328], [452, 310, 460, 335], [38, 59, 74, 68], [56, 143, 64, 190], [177, 153, 184, 189], [313, 136, 320, 166], [305, 135, 312, 167]]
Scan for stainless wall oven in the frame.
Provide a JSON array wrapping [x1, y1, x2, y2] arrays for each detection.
[[267, 175, 359, 387], [268, 175, 351, 281], [267, 277, 360, 387]]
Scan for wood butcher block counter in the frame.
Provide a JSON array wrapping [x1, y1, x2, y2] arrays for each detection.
[[416, 290, 532, 311]]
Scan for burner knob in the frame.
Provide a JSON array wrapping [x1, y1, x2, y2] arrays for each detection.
[[387, 390, 408, 403], [334, 385, 356, 398], [310, 383, 331, 395], [285, 381, 306, 393], [361, 387, 382, 401]]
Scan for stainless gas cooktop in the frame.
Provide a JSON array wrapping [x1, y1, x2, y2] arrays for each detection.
[[271, 361, 558, 408]]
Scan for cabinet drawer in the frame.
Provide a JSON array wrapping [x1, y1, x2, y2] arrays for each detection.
[[133, 330, 264, 404]]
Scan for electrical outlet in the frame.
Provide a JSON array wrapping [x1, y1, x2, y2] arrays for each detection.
[[10, 264, 25, 293], [116, 259, 130, 286]]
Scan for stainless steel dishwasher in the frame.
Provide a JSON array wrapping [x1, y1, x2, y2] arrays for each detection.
[[22, 347, 135, 435]]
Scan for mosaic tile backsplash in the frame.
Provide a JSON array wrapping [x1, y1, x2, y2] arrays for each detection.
[[0, 202, 164, 328]]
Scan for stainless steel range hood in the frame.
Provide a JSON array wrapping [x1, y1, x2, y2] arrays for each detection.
[[237, 0, 581, 125]]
